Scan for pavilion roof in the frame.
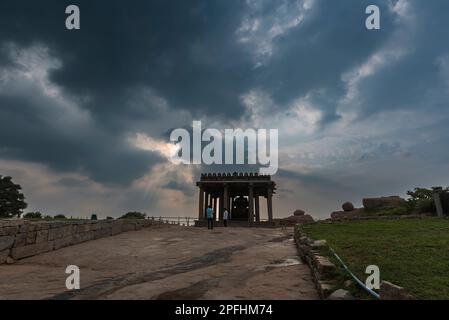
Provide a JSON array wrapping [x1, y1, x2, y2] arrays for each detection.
[[199, 172, 272, 182]]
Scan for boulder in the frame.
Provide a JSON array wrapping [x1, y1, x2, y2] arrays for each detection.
[[293, 209, 305, 216], [342, 202, 355, 212], [311, 240, 327, 248], [281, 214, 314, 226], [328, 289, 354, 300], [363, 196, 406, 210], [330, 208, 364, 220]]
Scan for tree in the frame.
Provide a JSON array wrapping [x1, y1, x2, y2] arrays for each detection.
[[0, 175, 27, 218], [53, 214, 67, 220], [24, 211, 43, 219], [406, 186, 449, 215], [119, 211, 146, 219]]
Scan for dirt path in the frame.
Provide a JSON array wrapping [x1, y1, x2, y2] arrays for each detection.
[[0, 225, 318, 300]]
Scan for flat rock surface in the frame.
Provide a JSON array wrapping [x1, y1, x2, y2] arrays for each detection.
[[0, 225, 318, 300]]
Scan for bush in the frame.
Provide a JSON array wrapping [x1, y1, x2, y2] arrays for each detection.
[[53, 214, 67, 220], [406, 186, 447, 215], [416, 198, 436, 215], [376, 206, 410, 216], [119, 212, 146, 219], [23, 212, 43, 219]]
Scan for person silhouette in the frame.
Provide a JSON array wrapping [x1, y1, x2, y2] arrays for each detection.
[[206, 205, 214, 230]]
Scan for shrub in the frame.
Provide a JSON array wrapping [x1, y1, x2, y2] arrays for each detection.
[[406, 186, 448, 215], [376, 206, 410, 216], [23, 212, 43, 219], [416, 198, 436, 215], [53, 214, 67, 220], [119, 211, 146, 219]]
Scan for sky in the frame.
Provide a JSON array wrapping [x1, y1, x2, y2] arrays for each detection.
[[1, 0, 449, 220]]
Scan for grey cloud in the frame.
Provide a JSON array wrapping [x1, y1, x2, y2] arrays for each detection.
[[162, 180, 195, 197]]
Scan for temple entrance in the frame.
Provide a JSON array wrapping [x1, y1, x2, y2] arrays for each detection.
[[195, 172, 277, 226], [232, 196, 249, 221]]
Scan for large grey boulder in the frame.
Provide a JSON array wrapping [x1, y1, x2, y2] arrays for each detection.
[[342, 202, 355, 212], [363, 196, 406, 210], [281, 214, 314, 225], [330, 208, 364, 220]]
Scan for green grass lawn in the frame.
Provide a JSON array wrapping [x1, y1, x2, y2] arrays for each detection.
[[300, 218, 449, 299]]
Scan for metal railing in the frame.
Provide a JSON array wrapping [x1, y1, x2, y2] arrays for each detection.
[[146, 216, 279, 227], [147, 216, 197, 227]]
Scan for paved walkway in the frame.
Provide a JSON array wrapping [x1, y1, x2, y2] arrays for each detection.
[[0, 225, 318, 300]]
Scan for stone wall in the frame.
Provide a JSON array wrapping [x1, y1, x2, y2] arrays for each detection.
[[329, 213, 428, 222], [0, 219, 157, 265], [294, 229, 339, 299]]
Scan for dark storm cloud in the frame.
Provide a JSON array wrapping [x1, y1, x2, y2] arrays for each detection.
[[0, 0, 257, 185], [0, 0, 253, 119], [255, 0, 396, 122], [353, 0, 449, 117], [162, 180, 195, 197], [277, 168, 344, 191], [0, 85, 163, 185], [0, 0, 260, 183], [58, 177, 91, 188]]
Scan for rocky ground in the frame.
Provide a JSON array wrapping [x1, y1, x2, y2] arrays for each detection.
[[0, 225, 318, 300]]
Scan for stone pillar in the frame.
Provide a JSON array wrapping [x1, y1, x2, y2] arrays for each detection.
[[219, 194, 224, 221], [213, 197, 217, 220], [198, 187, 204, 220], [433, 193, 444, 218], [267, 188, 273, 222], [223, 184, 229, 220], [204, 191, 208, 217], [230, 196, 234, 220], [255, 195, 260, 222], [248, 184, 254, 224]]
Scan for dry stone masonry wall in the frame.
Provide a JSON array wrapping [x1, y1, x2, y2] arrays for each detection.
[[294, 229, 339, 299], [0, 219, 157, 264]]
